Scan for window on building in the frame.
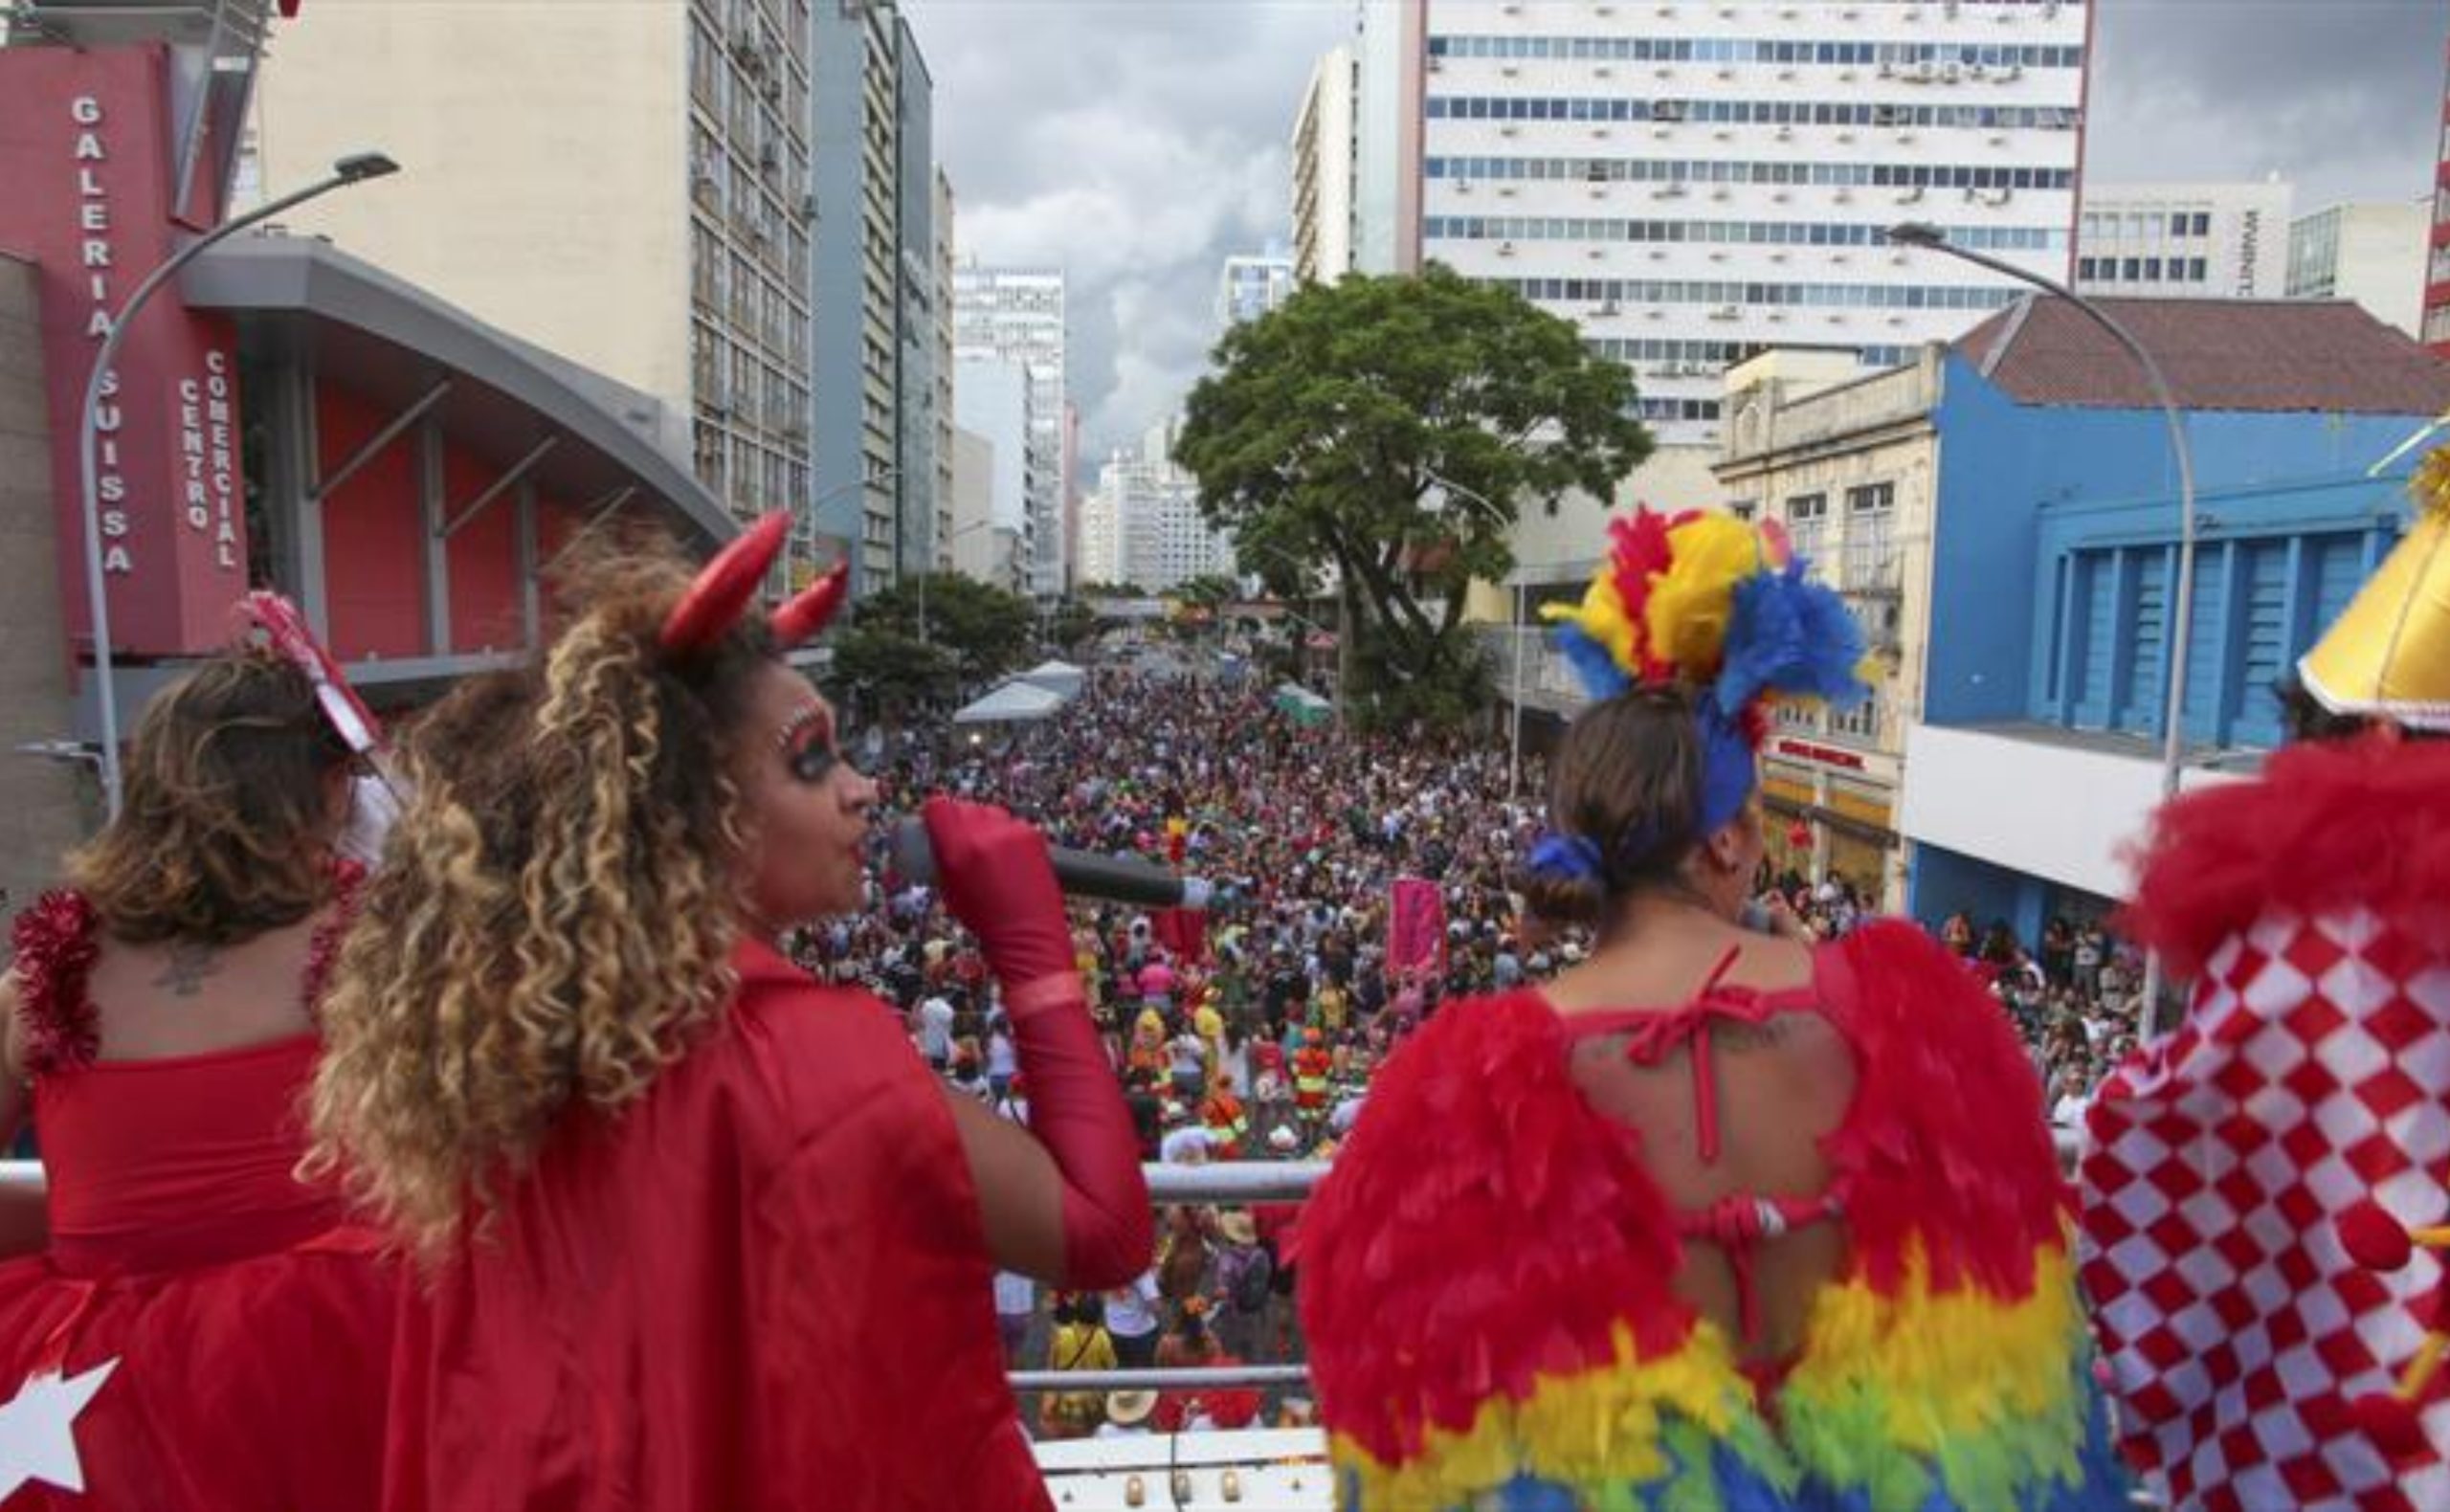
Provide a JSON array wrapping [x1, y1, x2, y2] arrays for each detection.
[[1785, 492, 1828, 565], [1843, 482, 1898, 590], [1829, 688, 1882, 744]]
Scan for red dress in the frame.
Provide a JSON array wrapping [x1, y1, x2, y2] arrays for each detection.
[[0, 886, 397, 1511], [383, 937, 1051, 1512]]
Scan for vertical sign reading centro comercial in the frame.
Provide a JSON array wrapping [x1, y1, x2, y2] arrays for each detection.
[[0, 45, 248, 656]]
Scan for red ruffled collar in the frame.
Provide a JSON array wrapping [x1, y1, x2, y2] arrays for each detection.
[[2122, 733, 2450, 979]]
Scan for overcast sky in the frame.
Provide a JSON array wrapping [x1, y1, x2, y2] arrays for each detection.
[[904, 0, 2450, 462]]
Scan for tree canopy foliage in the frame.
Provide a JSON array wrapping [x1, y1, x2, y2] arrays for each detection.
[[1175, 265, 1651, 723], [829, 572, 1036, 716]]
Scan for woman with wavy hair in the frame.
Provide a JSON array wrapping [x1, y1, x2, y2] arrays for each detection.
[[1297, 510, 2128, 1509], [0, 608, 396, 1511], [309, 516, 1150, 1512]]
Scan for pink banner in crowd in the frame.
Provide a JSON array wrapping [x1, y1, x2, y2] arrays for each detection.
[[1389, 877, 1445, 979]]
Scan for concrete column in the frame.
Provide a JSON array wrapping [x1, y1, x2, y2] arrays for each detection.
[[0, 256, 97, 936]]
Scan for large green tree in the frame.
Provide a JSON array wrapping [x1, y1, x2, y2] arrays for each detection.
[[836, 572, 1038, 708], [1175, 265, 1651, 723]]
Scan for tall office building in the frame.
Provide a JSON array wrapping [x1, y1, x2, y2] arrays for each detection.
[[1293, 44, 1360, 284], [1099, 419, 1235, 595], [1075, 472, 1125, 589], [952, 265, 1068, 594], [812, 0, 944, 592], [2074, 181, 2292, 300], [251, 0, 815, 526], [1367, 0, 2090, 445], [932, 169, 958, 569], [1218, 251, 1299, 327], [953, 354, 1035, 592], [2290, 199, 2430, 341]]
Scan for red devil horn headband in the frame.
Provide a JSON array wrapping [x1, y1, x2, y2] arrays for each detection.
[[657, 510, 850, 656]]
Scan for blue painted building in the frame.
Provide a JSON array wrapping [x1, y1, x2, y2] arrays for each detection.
[[1894, 297, 2450, 945]]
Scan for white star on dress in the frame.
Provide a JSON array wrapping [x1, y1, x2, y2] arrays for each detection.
[[0, 1360, 118, 1500]]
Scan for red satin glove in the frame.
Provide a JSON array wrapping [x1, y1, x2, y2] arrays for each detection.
[[923, 797, 1151, 1287], [923, 796, 1073, 988]]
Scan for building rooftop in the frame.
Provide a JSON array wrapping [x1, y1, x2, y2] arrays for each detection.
[[1955, 296, 2450, 415]]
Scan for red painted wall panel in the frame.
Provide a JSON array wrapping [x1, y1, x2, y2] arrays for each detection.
[[439, 436, 522, 654], [316, 384, 425, 660]]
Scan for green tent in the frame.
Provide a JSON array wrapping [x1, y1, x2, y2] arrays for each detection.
[[1272, 682, 1332, 727]]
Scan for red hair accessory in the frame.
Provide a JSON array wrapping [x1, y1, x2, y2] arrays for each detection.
[[772, 560, 850, 651], [234, 592, 382, 755], [659, 512, 852, 656]]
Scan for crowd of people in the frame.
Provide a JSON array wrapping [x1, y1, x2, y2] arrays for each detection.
[[789, 647, 2143, 1440]]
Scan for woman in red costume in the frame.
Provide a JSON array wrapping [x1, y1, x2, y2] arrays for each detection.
[[0, 611, 398, 1511], [307, 520, 1151, 1511]]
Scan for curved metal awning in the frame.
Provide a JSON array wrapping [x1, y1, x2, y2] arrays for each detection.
[[179, 232, 732, 549]]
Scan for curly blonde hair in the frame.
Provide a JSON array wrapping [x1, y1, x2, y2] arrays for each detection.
[[305, 538, 772, 1266], [69, 651, 350, 945]]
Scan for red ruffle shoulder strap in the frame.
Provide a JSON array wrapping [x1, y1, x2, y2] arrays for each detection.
[[1817, 920, 2069, 1297], [2122, 733, 2450, 980], [301, 857, 368, 1014], [8, 890, 101, 1077], [1293, 989, 1689, 1469]]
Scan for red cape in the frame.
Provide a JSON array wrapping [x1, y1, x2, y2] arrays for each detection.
[[384, 941, 1049, 1512]]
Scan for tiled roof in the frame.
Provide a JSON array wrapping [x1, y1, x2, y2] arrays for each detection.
[[1952, 296, 2450, 415]]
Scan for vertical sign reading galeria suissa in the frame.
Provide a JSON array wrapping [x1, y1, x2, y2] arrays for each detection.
[[0, 44, 249, 656]]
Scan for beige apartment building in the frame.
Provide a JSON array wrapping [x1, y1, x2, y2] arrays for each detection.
[[1717, 347, 1943, 911], [251, 0, 815, 534]]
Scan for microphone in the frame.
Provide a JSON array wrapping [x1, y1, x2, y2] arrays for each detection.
[[886, 817, 1214, 911]]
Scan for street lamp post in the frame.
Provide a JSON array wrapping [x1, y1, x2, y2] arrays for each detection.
[[78, 151, 400, 819], [1887, 222, 2198, 1033], [1417, 468, 1530, 802]]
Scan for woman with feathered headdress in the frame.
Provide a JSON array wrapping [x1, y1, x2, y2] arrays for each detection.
[[1297, 507, 2129, 1509]]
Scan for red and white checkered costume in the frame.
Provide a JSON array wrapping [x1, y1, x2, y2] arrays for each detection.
[[2079, 735, 2450, 1510]]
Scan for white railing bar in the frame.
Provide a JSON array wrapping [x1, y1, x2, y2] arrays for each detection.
[[1143, 1160, 1328, 1203], [1010, 1365, 1312, 1392]]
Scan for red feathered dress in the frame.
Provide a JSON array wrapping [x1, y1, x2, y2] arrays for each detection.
[[0, 884, 399, 1512], [382, 937, 1051, 1512], [2082, 735, 2450, 1510], [1296, 921, 2127, 1509]]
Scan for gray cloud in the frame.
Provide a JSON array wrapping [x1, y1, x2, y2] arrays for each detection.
[[913, 0, 2450, 458], [907, 0, 1352, 457], [2088, 0, 2448, 209]]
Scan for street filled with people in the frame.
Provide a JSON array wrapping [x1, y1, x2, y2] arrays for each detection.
[[792, 646, 2149, 1440]]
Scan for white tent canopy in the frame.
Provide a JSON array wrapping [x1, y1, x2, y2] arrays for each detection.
[[1014, 659, 1087, 698], [952, 679, 1070, 725]]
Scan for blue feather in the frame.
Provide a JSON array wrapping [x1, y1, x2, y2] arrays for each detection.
[[1695, 699, 1758, 836], [1552, 622, 1635, 701], [1718, 564, 1870, 715]]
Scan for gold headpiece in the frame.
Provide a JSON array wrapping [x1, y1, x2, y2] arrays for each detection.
[[2298, 446, 2450, 730]]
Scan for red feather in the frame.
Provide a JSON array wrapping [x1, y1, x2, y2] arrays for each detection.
[[1607, 512, 1678, 683], [1819, 921, 2069, 1297], [2121, 734, 2450, 980], [1294, 990, 1694, 1466]]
